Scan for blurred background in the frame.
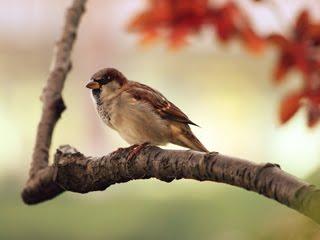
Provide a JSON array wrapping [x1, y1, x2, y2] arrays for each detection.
[[1, 0, 320, 239]]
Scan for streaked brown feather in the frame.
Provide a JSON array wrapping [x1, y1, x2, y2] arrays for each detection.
[[124, 82, 199, 126], [170, 123, 208, 152]]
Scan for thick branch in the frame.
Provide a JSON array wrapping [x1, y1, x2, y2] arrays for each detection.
[[23, 144, 320, 224]]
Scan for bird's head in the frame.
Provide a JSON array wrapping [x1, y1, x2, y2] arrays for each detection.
[[86, 68, 127, 103]]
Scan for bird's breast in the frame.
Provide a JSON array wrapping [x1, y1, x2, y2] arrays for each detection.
[[99, 94, 171, 145], [96, 103, 114, 129]]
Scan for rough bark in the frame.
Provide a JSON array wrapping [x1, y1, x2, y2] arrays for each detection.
[[21, 0, 320, 226], [23, 144, 320, 224], [22, 0, 87, 202]]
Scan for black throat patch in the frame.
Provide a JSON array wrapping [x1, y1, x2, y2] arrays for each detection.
[[92, 89, 102, 106]]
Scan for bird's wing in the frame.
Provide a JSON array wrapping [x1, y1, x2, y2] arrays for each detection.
[[124, 82, 199, 126]]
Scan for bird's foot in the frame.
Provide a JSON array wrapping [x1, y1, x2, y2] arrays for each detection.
[[127, 142, 150, 161]]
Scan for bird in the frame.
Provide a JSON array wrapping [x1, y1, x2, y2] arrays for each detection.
[[86, 68, 208, 154]]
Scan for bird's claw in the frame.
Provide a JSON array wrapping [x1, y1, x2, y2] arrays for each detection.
[[127, 142, 150, 160]]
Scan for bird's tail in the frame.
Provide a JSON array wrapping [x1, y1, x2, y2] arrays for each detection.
[[171, 125, 209, 152]]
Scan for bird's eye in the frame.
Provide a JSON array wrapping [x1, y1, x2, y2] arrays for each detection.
[[97, 75, 111, 85]]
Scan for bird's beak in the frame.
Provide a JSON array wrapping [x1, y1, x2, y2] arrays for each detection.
[[86, 81, 100, 89]]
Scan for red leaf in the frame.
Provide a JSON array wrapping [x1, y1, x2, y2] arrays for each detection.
[[295, 10, 310, 40], [293, 43, 310, 75], [139, 29, 159, 46], [307, 102, 320, 127], [267, 34, 288, 48], [212, 5, 238, 42], [174, 0, 208, 16], [241, 27, 265, 53], [274, 52, 294, 82], [279, 92, 303, 124], [169, 25, 190, 49], [309, 24, 320, 45]]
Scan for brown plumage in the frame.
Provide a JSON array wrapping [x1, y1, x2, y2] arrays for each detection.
[[86, 68, 208, 152]]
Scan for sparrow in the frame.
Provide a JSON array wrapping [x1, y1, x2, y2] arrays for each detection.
[[86, 68, 208, 152]]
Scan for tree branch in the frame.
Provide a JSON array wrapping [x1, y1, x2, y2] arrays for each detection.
[[21, 0, 320, 226], [23, 144, 320, 224], [22, 0, 87, 202]]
